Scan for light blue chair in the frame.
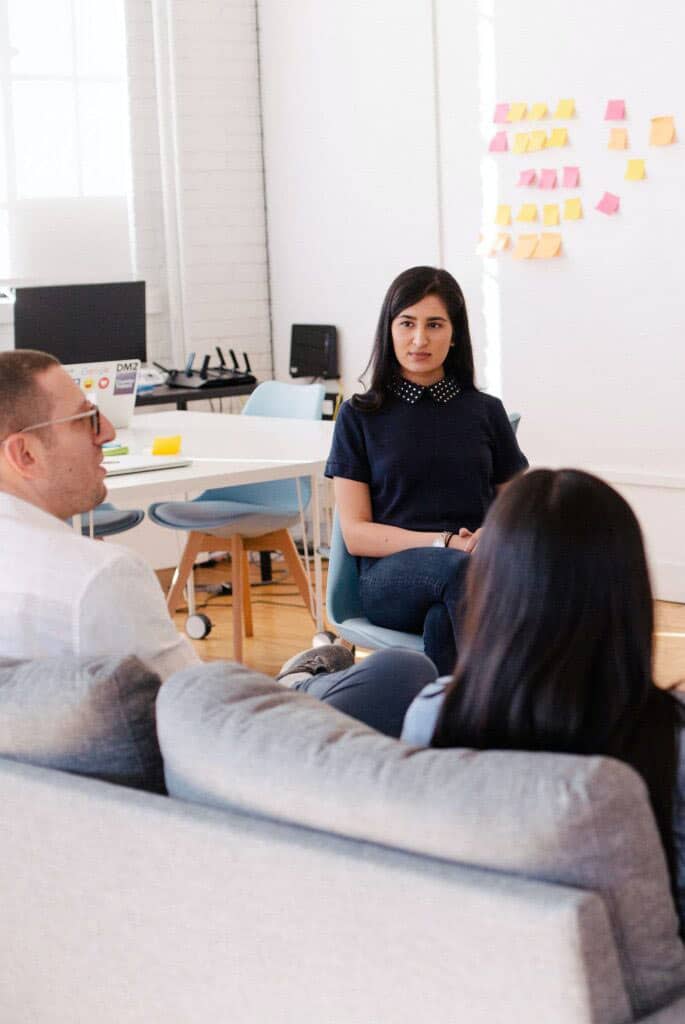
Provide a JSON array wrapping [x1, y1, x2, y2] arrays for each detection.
[[148, 380, 325, 660], [326, 411, 522, 653], [73, 503, 145, 538]]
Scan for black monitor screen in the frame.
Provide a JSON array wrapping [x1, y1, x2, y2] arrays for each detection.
[[13, 281, 146, 364]]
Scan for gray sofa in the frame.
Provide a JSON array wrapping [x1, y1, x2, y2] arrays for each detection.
[[2, 656, 685, 1023]]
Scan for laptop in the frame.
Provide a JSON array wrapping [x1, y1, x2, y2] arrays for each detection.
[[64, 359, 141, 428], [104, 454, 191, 477]]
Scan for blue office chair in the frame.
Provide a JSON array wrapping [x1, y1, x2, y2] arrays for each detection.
[[148, 380, 326, 661], [73, 503, 145, 538], [326, 411, 522, 653]]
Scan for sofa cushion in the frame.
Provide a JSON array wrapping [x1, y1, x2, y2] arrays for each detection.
[[0, 655, 165, 793], [157, 661, 685, 1019]]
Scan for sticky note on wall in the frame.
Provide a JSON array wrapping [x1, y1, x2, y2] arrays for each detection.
[[608, 127, 628, 150], [562, 166, 580, 187], [596, 192, 620, 215], [513, 235, 538, 260], [534, 233, 562, 258], [489, 131, 508, 152], [604, 99, 625, 120], [516, 204, 538, 222], [625, 159, 646, 180], [507, 102, 528, 121], [543, 204, 560, 225], [539, 169, 558, 189], [493, 103, 509, 123], [547, 128, 568, 147], [513, 133, 529, 153], [563, 198, 583, 220], [495, 204, 512, 225], [650, 116, 676, 145], [518, 169, 537, 186], [527, 102, 548, 120], [528, 130, 547, 152], [554, 98, 575, 118]]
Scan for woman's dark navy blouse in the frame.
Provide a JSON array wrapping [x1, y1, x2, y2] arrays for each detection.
[[325, 378, 528, 570]]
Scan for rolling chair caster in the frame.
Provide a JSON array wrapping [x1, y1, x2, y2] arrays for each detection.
[[185, 613, 212, 640]]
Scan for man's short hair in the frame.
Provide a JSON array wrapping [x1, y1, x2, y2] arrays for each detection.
[[0, 350, 60, 440]]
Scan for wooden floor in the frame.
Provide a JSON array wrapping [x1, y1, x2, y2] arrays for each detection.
[[159, 554, 685, 688]]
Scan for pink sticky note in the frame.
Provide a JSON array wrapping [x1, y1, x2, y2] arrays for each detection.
[[562, 166, 580, 188], [489, 131, 508, 152], [494, 103, 509, 123], [539, 168, 558, 189], [517, 169, 537, 186], [604, 99, 625, 120], [596, 191, 620, 215]]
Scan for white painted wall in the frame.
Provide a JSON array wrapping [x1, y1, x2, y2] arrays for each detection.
[[258, 0, 685, 600]]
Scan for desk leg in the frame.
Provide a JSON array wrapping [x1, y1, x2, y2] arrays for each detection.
[[231, 534, 244, 662], [311, 472, 323, 632]]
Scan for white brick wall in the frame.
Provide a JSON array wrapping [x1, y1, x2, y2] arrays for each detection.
[[124, 0, 272, 375]]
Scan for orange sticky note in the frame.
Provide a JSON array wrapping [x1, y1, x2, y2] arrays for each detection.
[[554, 98, 575, 119], [528, 130, 547, 152], [608, 127, 628, 150], [513, 132, 529, 153], [152, 435, 182, 456], [543, 204, 560, 226], [507, 102, 528, 122], [534, 233, 562, 258], [625, 159, 646, 181], [564, 197, 583, 220], [516, 203, 538, 222], [512, 234, 538, 260], [547, 127, 568, 147], [650, 116, 676, 146], [477, 232, 511, 256], [495, 204, 512, 226]]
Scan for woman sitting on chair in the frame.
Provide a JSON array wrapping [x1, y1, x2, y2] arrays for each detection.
[[325, 265, 527, 673]]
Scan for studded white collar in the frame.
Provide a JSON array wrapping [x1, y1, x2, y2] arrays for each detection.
[[388, 374, 461, 405]]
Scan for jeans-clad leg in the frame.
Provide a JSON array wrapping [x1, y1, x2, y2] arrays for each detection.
[[359, 548, 468, 675], [292, 649, 438, 738]]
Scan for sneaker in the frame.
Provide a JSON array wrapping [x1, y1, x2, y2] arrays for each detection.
[[276, 644, 355, 683]]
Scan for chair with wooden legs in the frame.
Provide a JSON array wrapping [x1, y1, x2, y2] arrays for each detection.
[[147, 381, 325, 661]]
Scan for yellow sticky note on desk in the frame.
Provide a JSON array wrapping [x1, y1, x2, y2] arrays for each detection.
[[625, 158, 646, 181], [554, 98, 575, 119], [650, 115, 675, 146], [516, 203, 538, 222], [152, 435, 182, 456], [563, 197, 583, 220]]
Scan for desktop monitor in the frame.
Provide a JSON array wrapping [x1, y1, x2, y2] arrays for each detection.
[[13, 281, 146, 364]]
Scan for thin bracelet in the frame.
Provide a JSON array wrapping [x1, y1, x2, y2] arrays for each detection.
[[444, 531, 455, 548]]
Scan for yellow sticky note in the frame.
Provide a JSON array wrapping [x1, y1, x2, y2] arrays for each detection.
[[495, 204, 511, 226], [563, 197, 583, 220], [506, 102, 528, 122], [625, 158, 646, 181], [650, 116, 675, 146], [608, 127, 628, 150], [516, 203, 538, 222], [513, 132, 529, 153], [554, 98, 575, 119], [543, 204, 560, 226], [152, 435, 182, 456], [534, 233, 562, 259], [528, 130, 547, 152], [527, 102, 548, 120], [547, 127, 568, 147], [512, 234, 538, 260]]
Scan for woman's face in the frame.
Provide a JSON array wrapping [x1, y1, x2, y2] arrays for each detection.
[[391, 293, 453, 386]]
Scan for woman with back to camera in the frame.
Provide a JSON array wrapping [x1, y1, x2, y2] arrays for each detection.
[[325, 265, 528, 674], [401, 468, 685, 926]]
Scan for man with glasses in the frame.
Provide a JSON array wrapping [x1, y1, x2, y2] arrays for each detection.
[[0, 349, 199, 679]]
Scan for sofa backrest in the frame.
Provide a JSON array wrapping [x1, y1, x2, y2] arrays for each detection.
[[157, 661, 685, 1020]]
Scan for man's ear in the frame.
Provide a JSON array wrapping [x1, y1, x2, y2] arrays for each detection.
[[1, 433, 40, 478]]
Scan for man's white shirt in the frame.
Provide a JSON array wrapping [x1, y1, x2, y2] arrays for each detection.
[[0, 492, 199, 679]]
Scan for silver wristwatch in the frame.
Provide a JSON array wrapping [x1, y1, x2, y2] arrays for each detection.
[[432, 531, 450, 548]]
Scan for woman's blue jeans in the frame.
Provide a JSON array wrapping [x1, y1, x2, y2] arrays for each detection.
[[359, 547, 469, 675]]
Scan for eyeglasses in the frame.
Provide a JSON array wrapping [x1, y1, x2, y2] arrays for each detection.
[[16, 405, 101, 438]]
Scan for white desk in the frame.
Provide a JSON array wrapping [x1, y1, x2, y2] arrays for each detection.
[[107, 411, 334, 637]]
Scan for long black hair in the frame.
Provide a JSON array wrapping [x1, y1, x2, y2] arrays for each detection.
[[432, 468, 680, 882], [352, 266, 475, 412]]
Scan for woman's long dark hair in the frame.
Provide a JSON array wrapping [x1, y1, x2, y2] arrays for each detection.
[[433, 468, 680, 883], [352, 266, 475, 412]]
